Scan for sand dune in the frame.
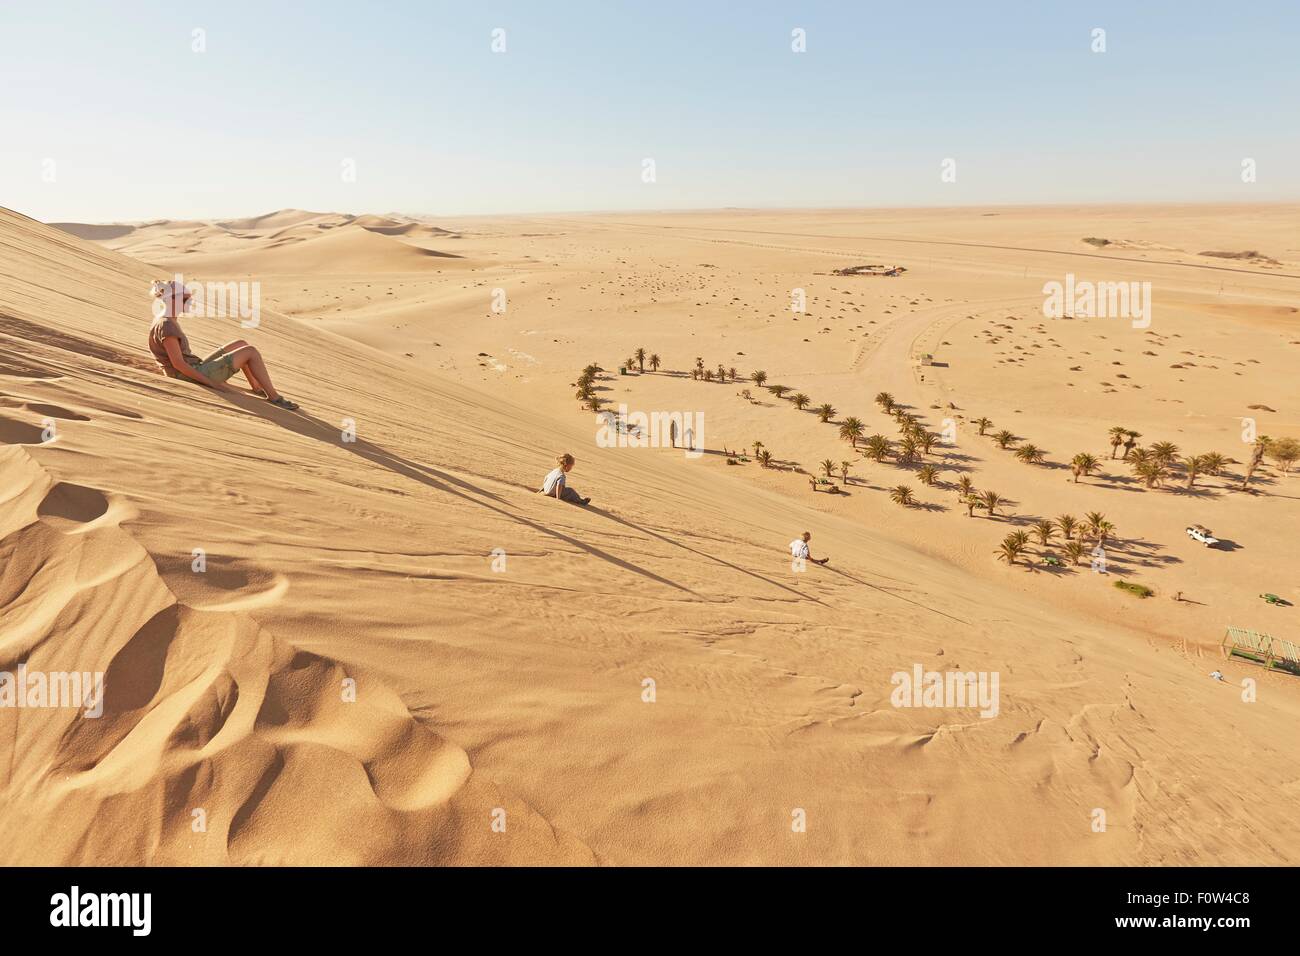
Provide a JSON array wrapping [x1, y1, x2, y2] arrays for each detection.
[[166, 223, 466, 275], [3, 203, 1300, 865], [214, 209, 353, 232]]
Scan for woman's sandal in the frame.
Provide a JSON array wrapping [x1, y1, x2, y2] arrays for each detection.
[[268, 396, 300, 411]]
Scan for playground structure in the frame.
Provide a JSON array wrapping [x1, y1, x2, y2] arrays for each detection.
[[1221, 627, 1300, 676]]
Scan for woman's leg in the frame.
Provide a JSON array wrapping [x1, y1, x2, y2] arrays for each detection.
[[226, 346, 280, 400], [201, 341, 262, 389]]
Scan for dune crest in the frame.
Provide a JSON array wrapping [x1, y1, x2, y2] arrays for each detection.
[[0, 443, 591, 865]]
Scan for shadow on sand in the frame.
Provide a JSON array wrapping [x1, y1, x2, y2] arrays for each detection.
[[239, 397, 699, 596]]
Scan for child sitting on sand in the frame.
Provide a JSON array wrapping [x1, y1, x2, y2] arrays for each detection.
[[790, 531, 829, 565], [148, 279, 300, 410], [540, 453, 591, 506]]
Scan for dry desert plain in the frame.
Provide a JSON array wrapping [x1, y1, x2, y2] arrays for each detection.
[[2, 203, 1299, 865]]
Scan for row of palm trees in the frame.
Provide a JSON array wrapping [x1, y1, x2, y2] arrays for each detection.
[[995, 511, 1116, 566], [745, 370, 833, 417], [574, 364, 603, 412], [1107, 427, 1298, 491], [690, 356, 740, 382], [976, 418, 1258, 491], [626, 349, 661, 373]]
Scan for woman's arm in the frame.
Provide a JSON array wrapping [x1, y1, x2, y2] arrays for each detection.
[[162, 338, 237, 392]]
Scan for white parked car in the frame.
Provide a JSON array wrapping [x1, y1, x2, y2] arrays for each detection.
[[1186, 525, 1219, 547]]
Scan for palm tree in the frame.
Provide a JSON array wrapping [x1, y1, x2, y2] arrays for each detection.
[[1094, 520, 1116, 546], [1127, 447, 1152, 470], [993, 430, 1017, 449], [1108, 426, 1127, 459], [840, 461, 852, 483], [1122, 430, 1141, 459], [791, 393, 811, 411], [769, 384, 790, 400], [917, 464, 940, 486], [1183, 454, 1208, 489], [648, 353, 661, 372], [728, 367, 738, 382], [702, 368, 714, 382], [875, 392, 895, 413], [839, 417, 864, 449], [751, 370, 767, 388], [889, 485, 915, 507], [1015, 444, 1046, 465], [757, 449, 773, 468], [1241, 437, 1270, 490], [919, 432, 940, 456], [1064, 540, 1087, 566], [585, 395, 602, 413], [820, 459, 837, 479], [974, 417, 993, 436], [979, 490, 1004, 517], [962, 494, 980, 517], [956, 475, 975, 499], [1056, 514, 1078, 540], [1033, 519, 1055, 547], [1070, 453, 1099, 483], [817, 403, 836, 423], [898, 435, 921, 463], [753, 440, 764, 459], [1135, 459, 1168, 488], [995, 533, 1026, 565], [1201, 451, 1227, 476], [1084, 511, 1107, 540], [1151, 441, 1180, 467], [634, 348, 646, 372], [864, 435, 891, 462], [1269, 437, 1300, 474]]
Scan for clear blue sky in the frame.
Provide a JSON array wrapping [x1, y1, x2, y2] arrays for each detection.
[[2, 0, 1297, 222]]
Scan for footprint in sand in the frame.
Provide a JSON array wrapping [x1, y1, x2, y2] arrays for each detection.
[[154, 554, 289, 611], [37, 481, 113, 525], [0, 416, 49, 445], [12, 402, 91, 422], [0, 357, 62, 380]]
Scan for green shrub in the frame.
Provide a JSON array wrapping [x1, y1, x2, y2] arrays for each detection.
[[1114, 580, 1154, 598]]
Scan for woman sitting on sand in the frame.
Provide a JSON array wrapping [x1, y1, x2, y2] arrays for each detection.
[[539, 453, 591, 506], [147, 279, 299, 410]]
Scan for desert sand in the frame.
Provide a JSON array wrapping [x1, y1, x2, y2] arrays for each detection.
[[2, 202, 1299, 865]]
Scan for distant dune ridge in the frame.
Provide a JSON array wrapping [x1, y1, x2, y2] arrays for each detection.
[[52, 209, 468, 276], [5, 202, 1300, 865]]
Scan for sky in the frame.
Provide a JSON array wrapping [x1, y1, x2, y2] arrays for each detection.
[[2, 0, 1298, 222]]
